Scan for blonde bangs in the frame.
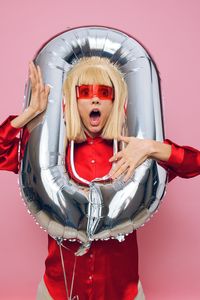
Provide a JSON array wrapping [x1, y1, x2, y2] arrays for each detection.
[[78, 66, 113, 87]]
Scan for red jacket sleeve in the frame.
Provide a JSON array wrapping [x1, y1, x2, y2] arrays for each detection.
[[0, 115, 30, 174], [0, 115, 22, 173], [159, 139, 200, 182]]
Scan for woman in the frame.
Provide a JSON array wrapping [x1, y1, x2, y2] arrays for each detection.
[[1, 57, 200, 300]]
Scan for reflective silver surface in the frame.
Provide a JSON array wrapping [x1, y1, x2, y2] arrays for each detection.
[[19, 25, 168, 246]]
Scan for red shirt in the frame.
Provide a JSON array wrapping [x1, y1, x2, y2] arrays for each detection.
[[1, 115, 200, 300], [45, 135, 139, 300]]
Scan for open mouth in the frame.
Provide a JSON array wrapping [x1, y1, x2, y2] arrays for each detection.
[[89, 109, 101, 126]]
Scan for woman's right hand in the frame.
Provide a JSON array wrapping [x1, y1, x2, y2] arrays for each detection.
[[11, 61, 50, 129], [28, 61, 50, 115]]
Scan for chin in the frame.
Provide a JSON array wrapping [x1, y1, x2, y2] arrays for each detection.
[[88, 125, 102, 135]]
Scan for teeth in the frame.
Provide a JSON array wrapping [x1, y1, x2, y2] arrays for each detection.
[[90, 109, 101, 117]]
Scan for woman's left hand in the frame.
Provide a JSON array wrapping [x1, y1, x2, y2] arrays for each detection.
[[109, 136, 153, 182]]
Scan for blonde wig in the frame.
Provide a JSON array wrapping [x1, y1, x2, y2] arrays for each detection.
[[62, 56, 128, 142]]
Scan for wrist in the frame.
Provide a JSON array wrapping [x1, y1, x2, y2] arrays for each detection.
[[146, 140, 156, 158], [148, 140, 172, 161], [10, 107, 39, 128], [24, 106, 39, 118]]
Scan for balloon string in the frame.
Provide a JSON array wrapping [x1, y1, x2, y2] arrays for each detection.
[[58, 242, 79, 300], [70, 255, 78, 300], [59, 243, 70, 300]]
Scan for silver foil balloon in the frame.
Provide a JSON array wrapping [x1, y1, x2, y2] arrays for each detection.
[[19, 25, 168, 251]]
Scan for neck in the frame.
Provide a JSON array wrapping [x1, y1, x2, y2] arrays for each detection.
[[85, 130, 101, 139], [83, 127, 102, 139]]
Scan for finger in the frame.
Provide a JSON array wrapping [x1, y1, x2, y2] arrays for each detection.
[[111, 161, 130, 179], [109, 151, 123, 162], [109, 157, 126, 176], [29, 63, 40, 92], [40, 85, 50, 108], [111, 159, 128, 178], [37, 65, 45, 91], [117, 135, 132, 143], [42, 86, 50, 104], [29, 62, 37, 85], [123, 166, 135, 182], [45, 85, 50, 95], [30, 61, 39, 82]]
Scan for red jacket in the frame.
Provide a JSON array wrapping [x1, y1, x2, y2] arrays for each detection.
[[1, 115, 200, 300]]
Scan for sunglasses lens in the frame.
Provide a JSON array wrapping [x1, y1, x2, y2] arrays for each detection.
[[98, 86, 113, 99], [78, 86, 91, 98]]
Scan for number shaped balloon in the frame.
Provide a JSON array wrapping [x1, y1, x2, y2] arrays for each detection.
[[18, 25, 167, 255]]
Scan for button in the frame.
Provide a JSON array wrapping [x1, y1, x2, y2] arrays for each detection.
[[91, 160, 96, 164], [90, 254, 93, 258], [89, 275, 93, 280], [89, 141, 93, 145]]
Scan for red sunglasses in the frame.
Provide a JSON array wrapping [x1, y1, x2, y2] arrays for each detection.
[[75, 84, 114, 101]]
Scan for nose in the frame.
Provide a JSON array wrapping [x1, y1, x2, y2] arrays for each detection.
[[92, 97, 100, 104]]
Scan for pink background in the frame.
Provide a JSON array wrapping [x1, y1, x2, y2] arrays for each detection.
[[0, 0, 200, 299]]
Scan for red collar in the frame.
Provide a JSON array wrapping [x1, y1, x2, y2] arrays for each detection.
[[85, 131, 104, 144]]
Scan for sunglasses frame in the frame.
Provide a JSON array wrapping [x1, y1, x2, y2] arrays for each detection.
[[75, 84, 115, 101]]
